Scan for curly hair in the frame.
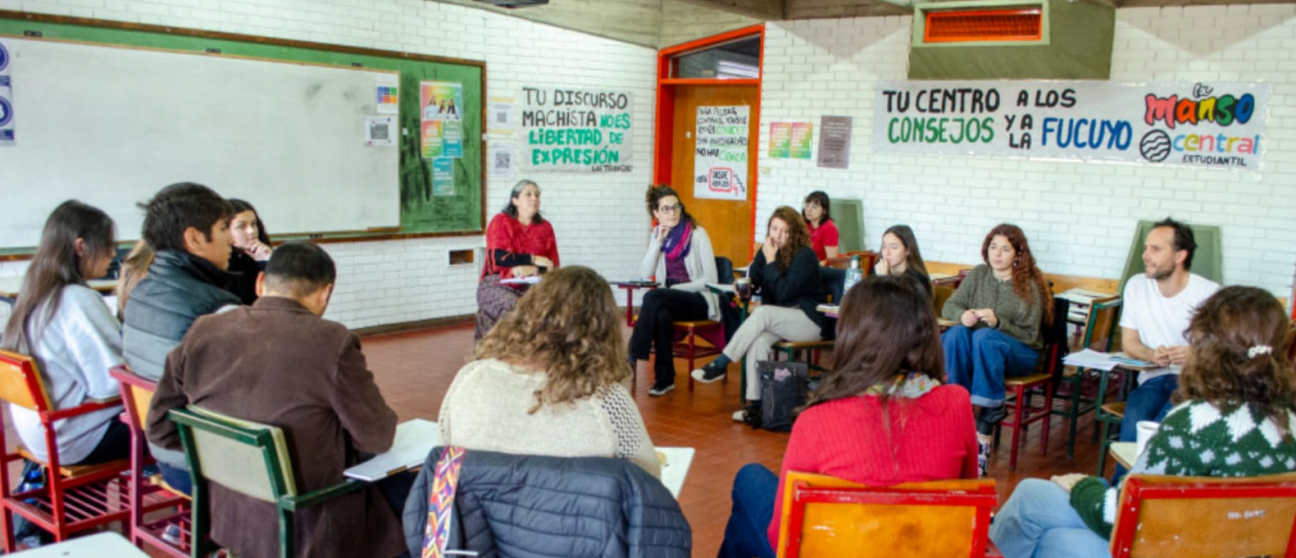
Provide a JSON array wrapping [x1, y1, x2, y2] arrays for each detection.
[[769, 206, 811, 269], [474, 265, 630, 413], [981, 224, 1053, 325], [1176, 286, 1296, 434], [645, 184, 695, 226]]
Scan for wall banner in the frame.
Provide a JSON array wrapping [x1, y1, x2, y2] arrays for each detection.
[[518, 86, 633, 172], [872, 81, 1269, 169]]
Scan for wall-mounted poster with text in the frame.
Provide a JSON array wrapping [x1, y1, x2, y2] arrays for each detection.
[[872, 81, 1268, 170], [518, 86, 633, 172], [695, 105, 749, 201]]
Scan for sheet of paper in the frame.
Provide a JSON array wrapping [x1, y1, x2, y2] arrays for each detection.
[[343, 418, 439, 482], [1062, 348, 1120, 371], [365, 116, 395, 146], [500, 276, 541, 285], [374, 74, 399, 115], [657, 446, 694, 499]]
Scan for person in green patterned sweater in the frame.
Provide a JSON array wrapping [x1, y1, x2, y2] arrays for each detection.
[[989, 285, 1296, 558]]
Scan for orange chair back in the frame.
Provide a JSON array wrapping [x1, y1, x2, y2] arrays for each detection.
[[1110, 473, 1296, 558], [110, 365, 156, 430], [0, 349, 53, 412], [776, 471, 997, 558]]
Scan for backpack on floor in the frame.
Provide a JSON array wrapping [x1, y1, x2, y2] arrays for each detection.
[[758, 360, 809, 432]]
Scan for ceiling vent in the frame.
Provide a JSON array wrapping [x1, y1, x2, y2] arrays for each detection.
[[909, 0, 1114, 80], [475, 0, 549, 8]]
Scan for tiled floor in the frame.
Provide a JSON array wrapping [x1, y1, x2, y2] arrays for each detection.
[[362, 321, 1110, 558]]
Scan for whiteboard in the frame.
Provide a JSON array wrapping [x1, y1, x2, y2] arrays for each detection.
[[0, 38, 399, 248]]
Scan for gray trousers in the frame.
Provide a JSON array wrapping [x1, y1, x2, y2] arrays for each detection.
[[721, 305, 821, 400]]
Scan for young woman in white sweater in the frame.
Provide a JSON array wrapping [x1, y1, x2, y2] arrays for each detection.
[[627, 185, 719, 396], [2, 201, 128, 467]]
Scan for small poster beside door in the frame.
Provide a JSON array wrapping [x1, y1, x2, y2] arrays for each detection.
[[694, 105, 749, 201]]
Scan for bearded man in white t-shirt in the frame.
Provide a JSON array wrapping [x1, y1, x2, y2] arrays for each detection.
[[1117, 218, 1219, 450]]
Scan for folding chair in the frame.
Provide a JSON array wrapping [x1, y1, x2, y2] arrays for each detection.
[[1050, 297, 1123, 459], [995, 296, 1069, 471]]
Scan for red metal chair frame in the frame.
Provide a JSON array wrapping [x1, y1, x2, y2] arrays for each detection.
[[0, 350, 131, 551], [996, 339, 1060, 470], [781, 478, 998, 558], [673, 320, 726, 391], [1110, 474, 1296, 558], [111, 365, 192, 557]]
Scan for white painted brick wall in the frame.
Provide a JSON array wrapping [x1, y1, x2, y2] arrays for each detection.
[[758, 7, 1296, 309], [1, 0, 657, 329]]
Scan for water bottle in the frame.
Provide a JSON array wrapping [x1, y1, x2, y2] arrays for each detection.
[[842, 255, 863, 296]]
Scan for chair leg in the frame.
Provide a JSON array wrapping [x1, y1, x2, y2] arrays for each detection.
[[1067, 379, 1081, 459], [1009, 385, 1026, 471], [1041, 384, 1053, 457], [687, 328, 696, 392], [2, 505, 14, 553], [1097, 420, 1112, 477], [279, 509, 294, 558]]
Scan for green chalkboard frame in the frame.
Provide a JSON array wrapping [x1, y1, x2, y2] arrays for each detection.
[[0, 10, 485, 256]]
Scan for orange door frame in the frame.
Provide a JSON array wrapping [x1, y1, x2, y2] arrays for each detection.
[[653, 24, 766, 259]]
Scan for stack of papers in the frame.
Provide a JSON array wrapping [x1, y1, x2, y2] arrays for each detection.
[[1062, 349, 1121, 371], [500, 276, 541, 286]]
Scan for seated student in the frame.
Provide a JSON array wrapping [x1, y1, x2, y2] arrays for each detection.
[[803, 191, 838, 264], [692, 207, 823, 423], [873, 224, 932, 296], [476, 179, 559, 340], [225, 198, 274, 305], [114, 240, 153, 320], [716, 275, 978, 558], [628, 185, 719, 397], [2, 201, 129, 467], [123, 182, 242, 493], [1113, 218, 1218, 475], [147, 241, 404, 558], [941, 223, 1053, 475], [990, 285, 1296, 558], [442, 265, 660, 477]]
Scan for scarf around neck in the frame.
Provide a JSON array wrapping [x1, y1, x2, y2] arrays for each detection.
[[662, 221, 693, 262]]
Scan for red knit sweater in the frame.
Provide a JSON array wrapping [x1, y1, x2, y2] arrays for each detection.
[[768, 384, 980, 548]]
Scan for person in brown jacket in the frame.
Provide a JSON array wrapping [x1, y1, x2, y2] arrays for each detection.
[[146, 241, 405, 558]]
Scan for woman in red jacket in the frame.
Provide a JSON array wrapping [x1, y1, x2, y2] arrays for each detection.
[[717, 274, 980, 558], [476, 179, 559, 340]]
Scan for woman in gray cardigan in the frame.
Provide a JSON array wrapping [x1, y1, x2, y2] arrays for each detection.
[[628, 185, 719, 396], [941, 223, 1054, 475]]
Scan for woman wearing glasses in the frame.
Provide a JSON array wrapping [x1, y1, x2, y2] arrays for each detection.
[[628, 185, 720, 396]]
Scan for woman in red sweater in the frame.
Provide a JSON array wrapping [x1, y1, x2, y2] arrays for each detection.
[[476, 179, 560, 340], [717, 274, 980, 558]]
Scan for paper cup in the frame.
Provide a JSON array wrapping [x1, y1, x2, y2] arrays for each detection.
[[1135, 421, 1160, 457]]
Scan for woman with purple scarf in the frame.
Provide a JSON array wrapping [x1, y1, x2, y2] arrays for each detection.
[[628, 185, 719, 396]]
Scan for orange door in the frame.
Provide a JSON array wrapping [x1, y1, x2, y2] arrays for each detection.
[[665, 84, 759, 266]]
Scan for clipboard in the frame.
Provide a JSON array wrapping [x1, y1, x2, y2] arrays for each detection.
[[343, 418, 439, 481]]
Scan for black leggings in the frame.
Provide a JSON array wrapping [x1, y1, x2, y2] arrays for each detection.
[[76, 417, 132, 465], [627, 288, 708, 386]]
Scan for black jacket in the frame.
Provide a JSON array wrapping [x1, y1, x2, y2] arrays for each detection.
[[403, 448, 691, 558], [749, 246, 825, 326], [225, 250, 265, 305]]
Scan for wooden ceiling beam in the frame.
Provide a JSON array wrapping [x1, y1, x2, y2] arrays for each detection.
[[674, 0, 787, 20]]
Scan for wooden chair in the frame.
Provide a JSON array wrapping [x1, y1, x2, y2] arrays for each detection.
[[0, 349, 131, 551], [1051, 297, 1123, 459], [110, 365, 192, 557], [673, 257, 735, 391], [168, 406, 368, 558], [775, 471, 998, 558], [1097, 402, 1127, 477], [1109, 473, 1296, 558], [995, 296, 1069, 471]]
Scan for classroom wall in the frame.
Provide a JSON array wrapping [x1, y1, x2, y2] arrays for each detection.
[[755, 6, 1296, 307], [0, 0, 658, 329]]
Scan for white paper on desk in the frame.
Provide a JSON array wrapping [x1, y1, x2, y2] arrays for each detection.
[[344, 419, 439, 482], [499, 276, 541, 285], [1062, 348, 1120, 371], [656, 447, 694, 499]]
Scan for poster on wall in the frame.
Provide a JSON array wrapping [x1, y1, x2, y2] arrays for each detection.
[[769, 122, 791, 157], [0, 41, 13, 144], [518, 86, 633, 172], [790, 122, 814, 159], [420, 81, 463, 159], [694, 105, 749, 201], [872, 81, 1269, 169], [375, 74, 399, 115], [432, 157, 455, 196], [488, 141, 515, 179], [818, 116, 853, 169]]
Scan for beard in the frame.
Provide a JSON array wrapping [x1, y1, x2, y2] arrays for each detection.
[[1145, 261, 1174, 280]]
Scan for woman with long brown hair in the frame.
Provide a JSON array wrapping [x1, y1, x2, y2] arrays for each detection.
[[990, 286, 1296, 558], [715, 275, 978, 558], [692, 206, 824, 423], [439, 265, 659, 477], [3, 201, 130, 468], [941, 223, 1053, 475], [873, 224, 932, 296]]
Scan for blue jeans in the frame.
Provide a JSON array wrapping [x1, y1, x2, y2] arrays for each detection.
[[989, 479, 1111, 558], [1112, 374, 1178, 481], [942, 326, 1040, 408], [717, 463, 778, 558], [159, 462, 193, 496]]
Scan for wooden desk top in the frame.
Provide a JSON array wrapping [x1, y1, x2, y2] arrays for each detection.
[[0, 276, 116, 300], [1111, 441, 1138, 470]]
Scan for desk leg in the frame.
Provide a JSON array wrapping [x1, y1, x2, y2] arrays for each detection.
[[625, 289, 634, 327]]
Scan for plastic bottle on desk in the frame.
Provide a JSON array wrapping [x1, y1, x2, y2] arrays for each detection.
[[842, 255, 863, 296]]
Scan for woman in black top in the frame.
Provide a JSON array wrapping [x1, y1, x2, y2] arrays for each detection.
[[692, 206, 823, 422], [873, 224, 932, 296], [225, 198, 273, 305]]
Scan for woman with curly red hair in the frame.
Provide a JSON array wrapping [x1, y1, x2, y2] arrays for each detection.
[[941, 223, 1053, 474], [692, 206, 823, 423]]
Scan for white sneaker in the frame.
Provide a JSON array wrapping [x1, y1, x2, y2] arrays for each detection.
[[732, 409, 746, 422]]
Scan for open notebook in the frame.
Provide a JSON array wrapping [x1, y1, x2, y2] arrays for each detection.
[[344, 419, 440, 481]]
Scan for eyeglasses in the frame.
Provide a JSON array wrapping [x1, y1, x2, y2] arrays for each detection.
[[658, 204, 681, 214]]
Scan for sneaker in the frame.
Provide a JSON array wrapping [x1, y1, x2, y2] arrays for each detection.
[[732, 409, 746, 422], [733, 401, 762, 426], [647, 383, 675, 397], [690, 361, 727, 384], [162, 524, 183, 546]]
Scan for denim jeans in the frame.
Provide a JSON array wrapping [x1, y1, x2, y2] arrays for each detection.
[[159, 462, 193, 496], [989, 479, 1112, 558], [1112, 374, 1178, 481], [717, 463, 778, 558], [941, 326, 1040, 408]]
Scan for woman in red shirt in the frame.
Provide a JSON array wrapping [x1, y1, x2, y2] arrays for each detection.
[[803, 191, 839, 264], [476, 179, 559, 340], [716, 274, 979, 558]]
